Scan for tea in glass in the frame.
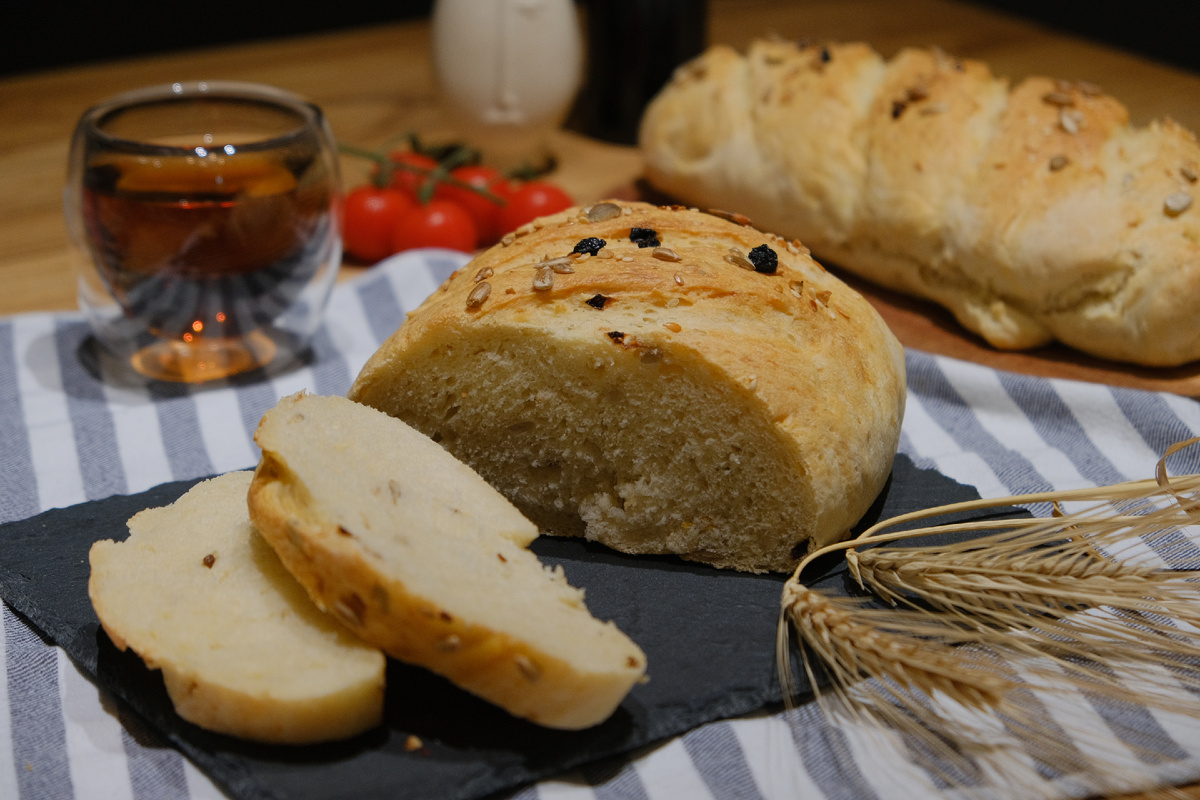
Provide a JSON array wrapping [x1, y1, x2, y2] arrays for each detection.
[[65, 81, 342, 383]]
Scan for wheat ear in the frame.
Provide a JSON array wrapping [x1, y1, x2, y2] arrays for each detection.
[[781, 581, 1011, 709], [777, 438, 1200, 798], [779, 582, 1164, 798], [847, 545, 1200, 701]]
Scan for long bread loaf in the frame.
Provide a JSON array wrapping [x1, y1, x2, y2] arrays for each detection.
[[639, 40, 1200, 367]]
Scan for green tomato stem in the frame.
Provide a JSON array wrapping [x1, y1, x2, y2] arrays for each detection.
[[338, 142, 506, 204]]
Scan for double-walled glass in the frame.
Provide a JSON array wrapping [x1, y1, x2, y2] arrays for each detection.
[[65, 81, 341, 383]]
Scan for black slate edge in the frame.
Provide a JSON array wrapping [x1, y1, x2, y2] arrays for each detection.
[[0, 455, 1027, 800]]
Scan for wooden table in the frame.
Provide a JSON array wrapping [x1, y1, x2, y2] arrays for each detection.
[[1, 2, 1196, 797], [5, 0, 1200, 319]]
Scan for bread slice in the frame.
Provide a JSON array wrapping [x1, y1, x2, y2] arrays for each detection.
[[247, 392, 647, 730], [349, 201, 906, 573], [88, 471, 386, 744]]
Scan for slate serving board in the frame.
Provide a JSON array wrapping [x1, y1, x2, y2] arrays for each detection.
[[0, 455, 1023, 800]]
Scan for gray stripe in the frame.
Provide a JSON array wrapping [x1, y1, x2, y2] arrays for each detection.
[[4, 604, 75, 800], [425, 254, 466, 288], [1112, 389, 1200, 569], [786, 704, 878, 800], [906, 351, 1054, 502], [54, 321, 127, 501], [1113, 388, 1200, 475], [882, 645, 1089, 787], [998, 376, 1200, 563], [1000, 374, 1200, 568], [894, 706, 988, 791], [233, 328, 350, 448], [356, 276, 404, 348], [308, 327, 352, 397], [583, 756, 648, 800], [1127, 514, 1200, 569], [998, 372, 1128, 486], [684, 721, 765, 799], [1078, 664, 1190, 766], [236, 383, 278, 447], [118, 707, 191, 800], [147, 385, 216, 482], [0, 321, 39, 523], [997, 685, 1088, 782], [355, 251, 461, 340]]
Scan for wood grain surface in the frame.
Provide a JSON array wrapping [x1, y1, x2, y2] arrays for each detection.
[[4, 0, 1200, 310], [0, 2, 1198, 797], [3, 1, 1200, 397]]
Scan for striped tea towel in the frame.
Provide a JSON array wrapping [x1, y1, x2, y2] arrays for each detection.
[[2, 248, 1199, 800]]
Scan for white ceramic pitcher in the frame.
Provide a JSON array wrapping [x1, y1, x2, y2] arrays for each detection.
[[431, 0, 583, 169]]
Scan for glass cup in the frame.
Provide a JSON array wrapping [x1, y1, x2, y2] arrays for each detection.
[[64, 81, 342, 383]]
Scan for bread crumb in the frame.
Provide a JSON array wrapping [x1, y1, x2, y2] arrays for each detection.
[[514, 654, 541, 681], [1165, 192, 1193, 216]]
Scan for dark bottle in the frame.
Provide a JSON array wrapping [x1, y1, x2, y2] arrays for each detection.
[[567, 0, 708, 145]]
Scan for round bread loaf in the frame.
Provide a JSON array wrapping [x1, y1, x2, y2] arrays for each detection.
[[88, 471, 386, 744], [248, 392, 647, 730], [349, 201, 906, 573]]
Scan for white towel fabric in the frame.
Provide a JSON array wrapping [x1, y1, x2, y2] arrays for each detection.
[[2, 249, 1199, 800]]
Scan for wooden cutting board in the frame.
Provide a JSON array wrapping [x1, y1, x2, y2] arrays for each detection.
[[841, 271, 1200, 397]]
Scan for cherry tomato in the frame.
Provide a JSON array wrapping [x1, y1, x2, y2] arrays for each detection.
[[392, 200, 478, 253], [342, 186, 416, 263], [381, 150, 440, 198], [433, 165, 505, 246], [495, 181, 574, 234]]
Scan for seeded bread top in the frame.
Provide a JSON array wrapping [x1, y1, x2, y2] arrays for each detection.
[[350, 201, 906, 561]]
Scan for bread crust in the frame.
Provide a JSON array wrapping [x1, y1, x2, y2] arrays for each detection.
[[88, 471, 386, 745], [248, 393, 647, 730], [640, 40, 1200, 367], [349, 201, 906, 572]]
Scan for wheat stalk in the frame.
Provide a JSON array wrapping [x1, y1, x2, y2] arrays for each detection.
[[777, 437, 1200, 798], [847, 548, 1200, 619], [779, 582, 1180, 798], [782, 581, 1012, 709], [848, 546, 1200, 698]]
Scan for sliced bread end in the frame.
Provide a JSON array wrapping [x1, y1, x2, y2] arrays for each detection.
[[249, 392, 647, 730], [88, 471, 386, 744]]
